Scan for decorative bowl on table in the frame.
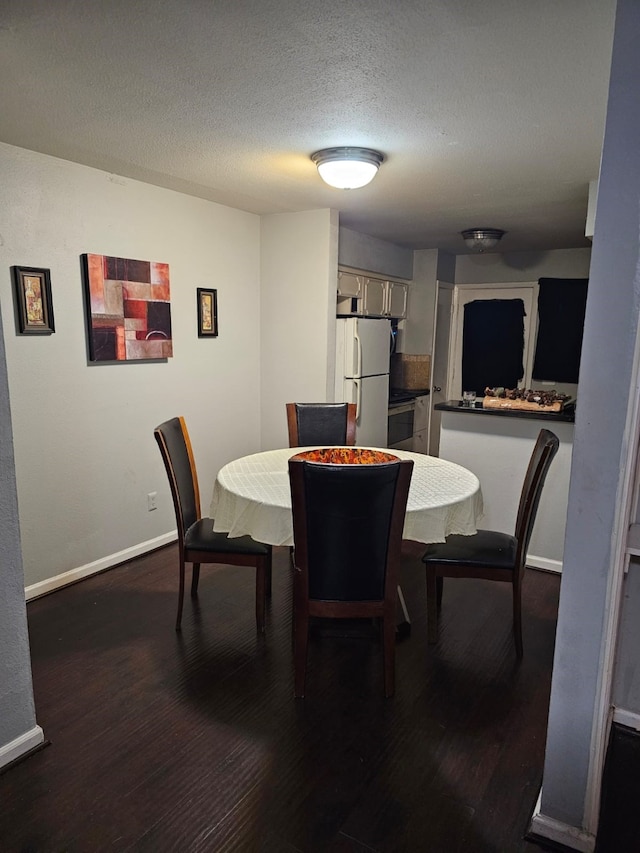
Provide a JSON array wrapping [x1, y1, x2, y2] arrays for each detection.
[[291, 447, 399, 464]]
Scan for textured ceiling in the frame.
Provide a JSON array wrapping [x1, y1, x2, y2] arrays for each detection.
[[0, 0, 616, 253]]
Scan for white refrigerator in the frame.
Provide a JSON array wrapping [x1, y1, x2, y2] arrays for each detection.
[[335, 317, 391, 447]]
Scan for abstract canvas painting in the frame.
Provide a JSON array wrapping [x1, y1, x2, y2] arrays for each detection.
[[82, 254, 172, 361]]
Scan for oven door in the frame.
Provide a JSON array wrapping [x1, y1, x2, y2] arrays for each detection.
[[387, 402, 415, 450]]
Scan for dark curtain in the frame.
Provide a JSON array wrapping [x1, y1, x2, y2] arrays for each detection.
[[532, 278, 588, 383], [462, 299, 525, 394]]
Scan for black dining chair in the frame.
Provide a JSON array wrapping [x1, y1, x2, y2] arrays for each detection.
[[422, 428, 559, 657], [288, 454, 413, 697], [154, 416, 272, 632], [286, 402, 357, 447]]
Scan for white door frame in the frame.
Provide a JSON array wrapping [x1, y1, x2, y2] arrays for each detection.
[[427, 280, 453, 457], [447, 281, 538, 400]]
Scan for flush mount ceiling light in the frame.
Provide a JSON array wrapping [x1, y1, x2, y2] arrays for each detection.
[[311, 147, 384, 189], [461, 228, 506, 252]]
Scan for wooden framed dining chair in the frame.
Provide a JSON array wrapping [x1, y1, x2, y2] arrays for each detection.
[[286, 402, 357, 447], [154, 416, 272, 632], [421, 428, 559, 657], [288, 454, 413, 698]]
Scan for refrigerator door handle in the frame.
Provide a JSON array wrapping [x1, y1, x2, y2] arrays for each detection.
[[354, 378, 362, 421], [354, 323, 363, 378]]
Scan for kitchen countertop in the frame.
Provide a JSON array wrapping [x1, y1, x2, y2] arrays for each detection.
[[389, 388, 430, 405], [435, 399, 576, 423]]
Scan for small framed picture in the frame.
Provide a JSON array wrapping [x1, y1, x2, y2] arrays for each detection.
[[11, 266, 55, 335], [197, 288, 218, 337]]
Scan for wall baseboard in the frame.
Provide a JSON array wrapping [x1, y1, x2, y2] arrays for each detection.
[[527, 554, 563, 574], [612, 707, 640, 731], [0, 726, 45, 771], [529, 790, 595, 853], [25, 532, 177, 600]]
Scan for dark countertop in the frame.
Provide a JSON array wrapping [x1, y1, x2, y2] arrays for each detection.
[[435, 399, 576, 423], [389, 388, 430, 405]]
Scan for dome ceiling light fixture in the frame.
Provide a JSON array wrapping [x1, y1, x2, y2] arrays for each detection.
[[311, 147, 384, 190], [461, 228, 506, 252]]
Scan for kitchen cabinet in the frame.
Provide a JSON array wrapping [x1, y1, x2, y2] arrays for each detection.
[[388, 280, 409, 318], [413, 394, 430, 453], [337, 270, 365, 298], [363, 277, 408, 319], [337, 267, 409, 319]]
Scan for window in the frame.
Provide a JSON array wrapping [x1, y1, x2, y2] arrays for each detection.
[[449, 284, 537, 399], [448, 280, 587, 399], [533, 278, 588, 383], [462, 298, 527, 394]]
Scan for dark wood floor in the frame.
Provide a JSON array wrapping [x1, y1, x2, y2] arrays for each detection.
[[1, 542, 564, 852]]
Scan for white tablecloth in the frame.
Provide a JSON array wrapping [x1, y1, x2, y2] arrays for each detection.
[[211, 447, 483, 548]]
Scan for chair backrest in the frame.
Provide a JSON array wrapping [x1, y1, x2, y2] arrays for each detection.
[[514, 428, 560, 566], [286, 402, 357, 448], [154, 417, 201, 542], [288, 458, 413, 602]]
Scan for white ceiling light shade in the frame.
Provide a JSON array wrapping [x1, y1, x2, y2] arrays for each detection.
[[311, 147, 384, 189], [461, 228, 506, 252]]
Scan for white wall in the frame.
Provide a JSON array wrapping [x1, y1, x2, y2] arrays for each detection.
[[0, 143, 263, 591], [535, 0, 640, 846], [455, 248, 591, 284], [402, 249, 438, 355], [260, 209, 338, 450], [0, 299, 43, 768], [402, 249, 456, 355], [338, 226, 413, 280]]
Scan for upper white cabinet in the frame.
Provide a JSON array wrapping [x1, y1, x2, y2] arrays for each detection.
[[362, 277, 408, 319], [337, 267, 409, 319], [387, 280, 409, 318], [362, 277, 386, 315], [337, 270, 365, 298]]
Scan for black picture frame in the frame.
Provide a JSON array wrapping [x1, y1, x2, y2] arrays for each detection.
[[197, 288, 218, 337], [11, 266, 55, 335]]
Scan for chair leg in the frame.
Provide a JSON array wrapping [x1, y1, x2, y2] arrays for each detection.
[[426, 566, 439, 644], [513, 576, 523, 659], [382, 612, 396, 698], [255, 558, 266, 634], [293, 609, 309, 698], [436, 576, 443, 611], [175, 557, 186, 631], [190, 564, 200, 598]]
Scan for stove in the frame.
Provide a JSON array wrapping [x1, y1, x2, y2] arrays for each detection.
[[388, 388, 430, 406]]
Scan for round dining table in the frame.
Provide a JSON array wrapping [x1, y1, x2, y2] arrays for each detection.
[[210, 447, 484, 548]]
